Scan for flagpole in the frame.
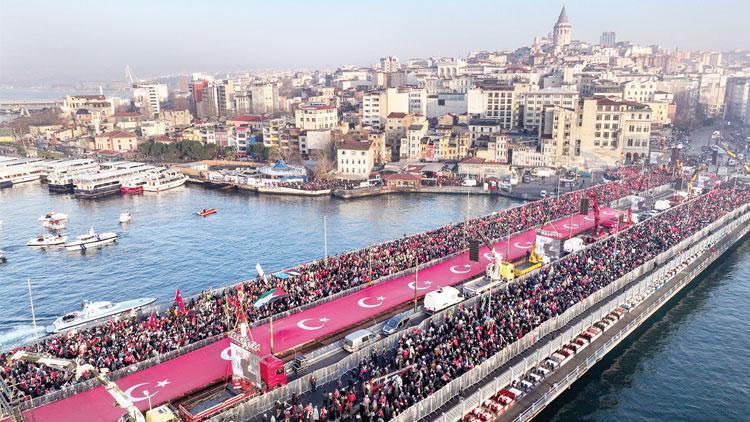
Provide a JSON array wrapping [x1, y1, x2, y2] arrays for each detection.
[[27, 279, 39, 351], [413, 256, 419, 313]]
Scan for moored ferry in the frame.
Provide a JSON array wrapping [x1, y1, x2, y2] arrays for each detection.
[[143, 169, 188, 192], [41, 159, 99, 184], [73, 162, 154, 198], [0, 164, 45, 189]]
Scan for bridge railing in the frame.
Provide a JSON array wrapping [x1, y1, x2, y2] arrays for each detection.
[[428, 204, 750, 422], [393, 202, 749, 421]]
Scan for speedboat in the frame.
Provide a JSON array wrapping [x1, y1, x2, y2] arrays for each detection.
[[119, 211, 132, 224], [28, 233, 67, 247], [197, 208, 217, 217], [38, 211, 69, 222], [47, 297, 156, 333], [65, 228, 117, 251], [43, 219, 66, 230]]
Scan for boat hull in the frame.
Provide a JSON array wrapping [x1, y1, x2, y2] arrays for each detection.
[[65, 234, 118, 251], [143, 177, 187, 192], [48, 182, 74, 193], [0, 180, 11, 189], [74, 183, 122, 199], [120, 186, 144, 194]]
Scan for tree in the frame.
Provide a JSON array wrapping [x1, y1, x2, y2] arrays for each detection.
[[268, 147, 283, 162]]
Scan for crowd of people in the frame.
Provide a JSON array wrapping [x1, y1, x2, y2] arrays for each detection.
[[1, 167, 675, 401], [276, 179, 360, 192], [284, 188, 750, 421]]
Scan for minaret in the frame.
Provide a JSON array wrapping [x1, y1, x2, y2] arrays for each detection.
[[552, 5, 571, 50]]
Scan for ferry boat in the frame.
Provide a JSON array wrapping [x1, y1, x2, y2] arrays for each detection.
[[48, 297, 156, 333], [64, 228, 118, 251], [143, 169, 187, 192], [197, 208, 217, 217], [73, 162, 155, 198], [119, 211, 132, 223], [37, 159, 98, 183], [27, 233, 67, 247], [42, 219, 66, 230], [0, 165, 44, 189], [120, 177, 146, 194], [38, 211, 69, 222]]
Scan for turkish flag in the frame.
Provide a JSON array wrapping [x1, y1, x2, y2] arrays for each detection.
[[175, 289, 186, 315]]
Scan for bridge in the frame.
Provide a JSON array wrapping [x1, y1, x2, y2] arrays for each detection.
[[0, 100, 65, 114]]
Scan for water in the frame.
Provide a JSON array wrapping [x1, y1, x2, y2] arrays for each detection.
[[0, 183, 518, 347], [541, 239, 750, 421]]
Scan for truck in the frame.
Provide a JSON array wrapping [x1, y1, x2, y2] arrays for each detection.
[[424, 286, 464, 313]]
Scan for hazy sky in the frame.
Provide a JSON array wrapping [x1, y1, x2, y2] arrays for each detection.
[[1, 0, 748, 84]]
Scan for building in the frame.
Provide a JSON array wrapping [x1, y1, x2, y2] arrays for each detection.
[[380, 56, 400, 73], [63, 95, 114, 118], [600, 31, 616, 47], [132, 83, 168, 117], [382, 173, 420, 188], [467, 81, 525, 129], [520, 87, 578, 132], [251, 82, 279, 114], [94, 130, 139, 152], [425, 93, 467, 118], [295, 103, 338, 130], [160, 108, 193, 127], [724, 77, 750, 125], [216, 80, 235, 117], [552, 6, 572, 51], [337, 139, 374, 179]]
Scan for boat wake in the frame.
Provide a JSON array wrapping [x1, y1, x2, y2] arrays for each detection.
[[0, 324, 47, 349]]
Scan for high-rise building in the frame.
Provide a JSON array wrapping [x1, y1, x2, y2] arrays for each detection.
[[600, 31, 616, 47], [379, 56, 400, 73], [133, 83, 168, 117], [724, 77, 750, 125], [552, 6, 572, 50], [250, 82, 279, 114]]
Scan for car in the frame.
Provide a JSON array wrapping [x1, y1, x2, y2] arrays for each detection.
[[461, 179, 477, 187], [540, 190, 547, 198], [382, 311, 415, 336], [342, 329, 380, 353]]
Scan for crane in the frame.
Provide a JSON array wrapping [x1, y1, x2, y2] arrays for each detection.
[[8, 351, 146, 422], [716, 143, 750, 175], [125, 65, 140, 88]]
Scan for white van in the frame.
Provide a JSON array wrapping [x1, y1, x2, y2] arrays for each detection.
[[531, 167, 555, 178], [461, 178, 477, 187], [424, 286, 464, 313], [342, 329, 380, 353]]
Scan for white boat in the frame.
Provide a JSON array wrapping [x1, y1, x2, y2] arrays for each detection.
[[119, 211, 132, 224], [38, 211, 69, 222], [65, 228, 117, 251], [48, 297, 157, 333], [0, 250, 5, 263], [0, 165, 44, 189], [27, 233, 68, 247], [43, 219, 66, 230], [143, 169, 188, 192]]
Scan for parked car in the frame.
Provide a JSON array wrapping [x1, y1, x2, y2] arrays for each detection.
[[540, 190, 548, 198], [342, 329, 380, 353], [382, 311, 415, 336]]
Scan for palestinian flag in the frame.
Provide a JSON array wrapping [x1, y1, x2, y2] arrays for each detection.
[[253, 288, 286, 308]]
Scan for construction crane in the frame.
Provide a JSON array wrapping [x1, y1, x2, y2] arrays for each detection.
[[125, 65, 140, 88], [8, 351, 146, 422], [717, 143, 750, 175]]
